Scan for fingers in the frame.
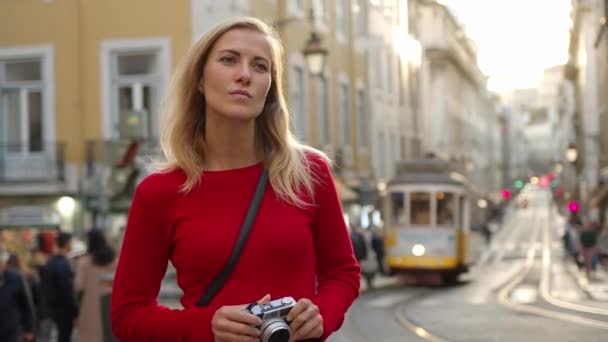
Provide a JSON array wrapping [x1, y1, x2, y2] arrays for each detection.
[[212, 305, 263, 342], [212, 319, 260, 341], [257, 293, 271, 304], [292, 316, 323, 341], [287, 298, 323, 340], [216, 305, 263, 326]]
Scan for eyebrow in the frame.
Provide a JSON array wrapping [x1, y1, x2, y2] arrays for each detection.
[[217, 49, 270, 65]]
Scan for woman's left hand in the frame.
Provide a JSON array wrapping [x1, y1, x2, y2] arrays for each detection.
[[286, 298, 323, 341]]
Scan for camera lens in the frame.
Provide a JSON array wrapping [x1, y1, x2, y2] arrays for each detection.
[[260, 319, 291, 342], [268, 329, 290, 342]]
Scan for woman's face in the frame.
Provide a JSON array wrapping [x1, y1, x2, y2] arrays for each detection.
[[201, 28, 273, 122]]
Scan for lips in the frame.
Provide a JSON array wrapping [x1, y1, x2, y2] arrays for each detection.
[[229, 90, 252, 98]]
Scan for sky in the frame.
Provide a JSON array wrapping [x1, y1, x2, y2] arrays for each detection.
[[437, 0, 573, 93]]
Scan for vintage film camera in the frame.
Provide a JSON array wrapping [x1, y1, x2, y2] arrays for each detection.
[[243, 296, 296, 342]]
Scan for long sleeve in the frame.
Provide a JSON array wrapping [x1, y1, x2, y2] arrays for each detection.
[[110, 177, 215, 341], [17, 274, 35, 334], [309, 158, 361, 340], [48, 257, 79, 317]]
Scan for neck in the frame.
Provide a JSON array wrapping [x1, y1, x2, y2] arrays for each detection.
[[57, 249, 68, 257], [203, 115, 260, 171]]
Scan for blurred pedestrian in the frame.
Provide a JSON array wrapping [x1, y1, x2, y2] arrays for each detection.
[[31, 246, 53, 342], [46, 232, 78, 342], [563, 211, 582, 264], [75, 229, 117, 342], [110, 16, 359, 342], [579, 203, 601, 279], [350, 225, 377, 289], [371, 228, 386, 275], [0, 250, 35, 342]]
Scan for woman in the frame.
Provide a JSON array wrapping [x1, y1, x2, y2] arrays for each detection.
[[110, 16, 360, 341], [76, 229, 116, 342]]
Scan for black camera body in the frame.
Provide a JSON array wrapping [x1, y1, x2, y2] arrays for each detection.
[[244, 296, 296, 342]]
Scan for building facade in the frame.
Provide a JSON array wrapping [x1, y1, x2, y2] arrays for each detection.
[[567, 0, 608, 204], [409, 0, 502, 198], [0, 0, 386, 233], [0, 0, 192, 232]]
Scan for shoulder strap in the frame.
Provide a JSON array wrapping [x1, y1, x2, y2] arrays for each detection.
[[196, 168, 268, 307]]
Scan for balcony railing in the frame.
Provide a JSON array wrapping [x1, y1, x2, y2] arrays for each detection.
[[0, 142, 65, 183], [84, 139, 162, 178], [83, 139, 162, 213]]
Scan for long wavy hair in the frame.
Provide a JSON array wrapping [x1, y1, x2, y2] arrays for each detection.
[[158, 16, 327, 207], [87, 229, 115, 267]]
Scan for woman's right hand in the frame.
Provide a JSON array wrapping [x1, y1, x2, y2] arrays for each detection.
[[211, 294, 270, 342]]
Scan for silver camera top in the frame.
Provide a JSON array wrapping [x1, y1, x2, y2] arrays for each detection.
[[245, 296, 296, 320]]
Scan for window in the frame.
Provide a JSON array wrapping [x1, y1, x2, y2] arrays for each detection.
[[102, 38, 169, 140], [0, 58, 45, 153], [386, 50, 394, 95], [336, 0, 348, 39], [398, 59, 405, 105], [374, 48, 383, 88], [436, 192, 455, 225], [356, 89, 368, 147], [400, 135, 407, 159], [377, 131, 386, 177], [288, 0, 305, 16], [353, 0, 365, 36], [110, 52, 161, 139], [410, 192, 431, 225], [390, 192, 407, 224], [339, 82, 350, 145], [290, 66, 307, 141], [313, 0, 327, 25], [317, 75, 331, 146]]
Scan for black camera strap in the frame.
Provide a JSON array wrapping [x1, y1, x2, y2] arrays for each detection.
[[196, 168, 268, 307]]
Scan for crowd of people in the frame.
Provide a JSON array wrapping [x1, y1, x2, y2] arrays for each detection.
[[0, 228, 117, 342], [562, 201, 608, 280]]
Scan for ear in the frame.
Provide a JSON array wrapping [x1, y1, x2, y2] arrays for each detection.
[[198, 82, 205, 94]]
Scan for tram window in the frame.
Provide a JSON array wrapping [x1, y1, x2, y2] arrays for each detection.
[[436, 192, 455, 225], [389, 192, 407, 224], [410, 192, 431, 225]]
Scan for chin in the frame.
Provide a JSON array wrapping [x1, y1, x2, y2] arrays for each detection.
[[222, 105, 263, 120]]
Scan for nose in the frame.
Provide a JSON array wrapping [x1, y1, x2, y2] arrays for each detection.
[[235, 63, 251, 85]]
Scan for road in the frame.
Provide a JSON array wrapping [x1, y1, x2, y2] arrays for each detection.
[[328, 189, 608, 342]]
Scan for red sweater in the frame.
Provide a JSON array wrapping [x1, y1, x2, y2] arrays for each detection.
[[111, 156, 360, 341]]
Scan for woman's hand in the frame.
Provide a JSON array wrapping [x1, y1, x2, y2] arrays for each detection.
[[286, 298, 323, 341], [212, 294, 271, 342]]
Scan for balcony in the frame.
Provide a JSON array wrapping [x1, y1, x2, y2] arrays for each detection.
[[0, 142, 66, 183], [83, 139, 162, 213]]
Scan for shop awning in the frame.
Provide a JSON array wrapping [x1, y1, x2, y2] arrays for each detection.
[[335, 179, 358, 202]]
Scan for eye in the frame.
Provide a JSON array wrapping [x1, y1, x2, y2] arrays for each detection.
[[219, 56, 236, 64], [253, 63, 269, 72]]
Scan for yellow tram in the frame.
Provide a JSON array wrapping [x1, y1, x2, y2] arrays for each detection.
[[384, 158, 476, 283]]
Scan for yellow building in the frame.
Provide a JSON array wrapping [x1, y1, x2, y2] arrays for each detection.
[[0, 0, 372, 233]]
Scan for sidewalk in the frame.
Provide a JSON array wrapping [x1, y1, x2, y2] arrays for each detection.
[[566, 263, 608, 302], [554, 211, 608, 304], [360, 272, 401, 292]]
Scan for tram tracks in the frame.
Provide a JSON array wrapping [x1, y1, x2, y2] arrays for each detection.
[[496, 202, 608, 330], [389, 205, 539, 342], [391, 199, 608, 341]]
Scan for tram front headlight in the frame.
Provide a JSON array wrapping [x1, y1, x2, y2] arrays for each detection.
[[412, 244, 426, 256]]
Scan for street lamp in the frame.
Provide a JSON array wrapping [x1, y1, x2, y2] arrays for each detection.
[[302, 31, 327, 75], [566, 143, 578, 163], [566, 142, 579, 201], [273, 9, 328, 76]]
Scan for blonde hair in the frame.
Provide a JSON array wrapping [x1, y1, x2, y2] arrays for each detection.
[[158, 16, 327, 207]]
